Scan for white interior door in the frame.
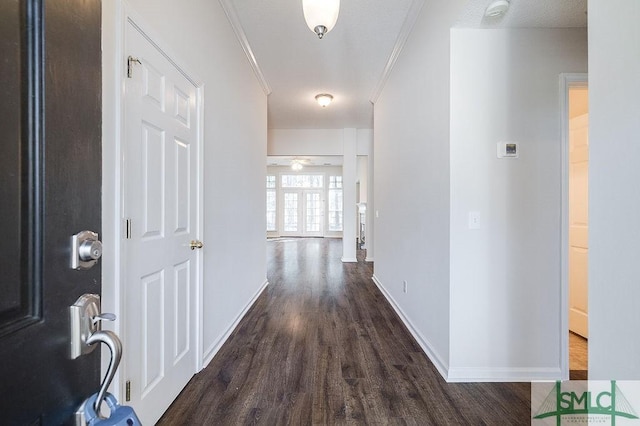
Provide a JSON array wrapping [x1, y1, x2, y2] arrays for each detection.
[[123, 22, 201, 424], [569, 108, 589, 338]]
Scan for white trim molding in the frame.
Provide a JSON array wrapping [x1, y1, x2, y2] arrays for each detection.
[[371, 274, 449, 380], [195, 82, 206, 372], [219, 0, 272, 96], [201, 280, 269, 368], [371, 275, 563, 382], [101, 0, 126, 401], [559, 72, 588, 382], [447, 367, 562, 383], [126, 17, 202, 86], [369, 0, 426, 104]]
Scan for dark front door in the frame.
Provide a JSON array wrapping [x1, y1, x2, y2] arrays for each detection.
[[0, 0, 102, 424]]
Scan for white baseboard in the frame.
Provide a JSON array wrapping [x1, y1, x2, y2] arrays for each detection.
[[371, 275, 449, 380], [365, 256, 374, 262], [201, 279, 269, 368], [341, 257, 358, 263], [371, 276, 563, 383], [447, 367, 562, 382]]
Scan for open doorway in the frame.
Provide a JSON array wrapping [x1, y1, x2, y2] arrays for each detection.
[[562, 74, 589, 379]]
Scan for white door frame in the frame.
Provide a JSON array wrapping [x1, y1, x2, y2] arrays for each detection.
[[101, 0, 205, 401], [560, 73, 588, 380]]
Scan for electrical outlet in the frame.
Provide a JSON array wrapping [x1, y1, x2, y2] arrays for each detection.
[[468, 211, 481, 229], [403, 280, 408, 293]]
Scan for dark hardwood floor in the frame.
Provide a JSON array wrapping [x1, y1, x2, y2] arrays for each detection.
[[158, 238, 531, 425]]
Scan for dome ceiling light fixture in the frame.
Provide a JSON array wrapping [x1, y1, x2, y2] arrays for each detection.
[[315, 93, 334, 107], [485, 0, 510, 18], [291, 158, 311, 171], [303, 0, 340, 39]]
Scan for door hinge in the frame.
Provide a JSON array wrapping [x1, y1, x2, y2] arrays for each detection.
[[125, 218, 132, 239], [127, 55, 142, 78], [125, 380, 131, 402]]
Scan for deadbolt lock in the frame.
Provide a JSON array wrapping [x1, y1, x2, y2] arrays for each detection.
[[71, 230, 103, 270]]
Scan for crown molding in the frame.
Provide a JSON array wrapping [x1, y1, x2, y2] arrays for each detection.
[[369, 0, 425, 104], [219, 0, 272, 95]]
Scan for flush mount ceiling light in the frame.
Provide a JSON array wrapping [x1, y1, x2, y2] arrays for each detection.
[[315, 93, 333, 107], [485, 0, 510, 18], [291, 158, 311, 170], [303, 0, 340, 39]]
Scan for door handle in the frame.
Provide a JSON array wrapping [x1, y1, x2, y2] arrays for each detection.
[[86, 330, 122, 415], [69, 294, 116, 359], [189, 240, 203, 250]]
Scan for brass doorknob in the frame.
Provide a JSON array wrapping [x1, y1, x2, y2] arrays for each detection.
[[189, 240, 204, 250]]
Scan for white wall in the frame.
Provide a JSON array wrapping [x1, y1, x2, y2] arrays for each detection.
[[357, 129, 373, 156], [268, 129, 344, 155], [588, 0, 640, 380], [449, 29, 587, 380], [373, 0, 468, 375], [366, 150, 374, 260], [342, 129, 358, 262], [120, 0, 268, 364], [357, 156, 368, 203], [268, 128, 372, 156]]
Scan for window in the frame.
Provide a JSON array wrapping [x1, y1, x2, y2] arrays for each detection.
[[305, 192, 322, 232], [266, 190, 276, 231], [266, 175, 276, 231], [281, 174, 323, 188], [266, 175, 276, 188], [328, 175, 343, 231], [283, 193, 298, 232], [329, 175, 342, 189]]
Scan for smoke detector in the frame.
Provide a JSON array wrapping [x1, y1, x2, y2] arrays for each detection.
[[485, 0, 510, 18]]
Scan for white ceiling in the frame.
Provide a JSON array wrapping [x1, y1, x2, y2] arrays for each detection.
[[229, 0, 587, 131], [457, 0, 587, 28], [231, 0, 415, 129]]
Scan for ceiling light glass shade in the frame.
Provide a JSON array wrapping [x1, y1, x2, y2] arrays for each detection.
[[291, 161, 304, 171], [315, 93, 333, 107], [303, 0, 340, 39]]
